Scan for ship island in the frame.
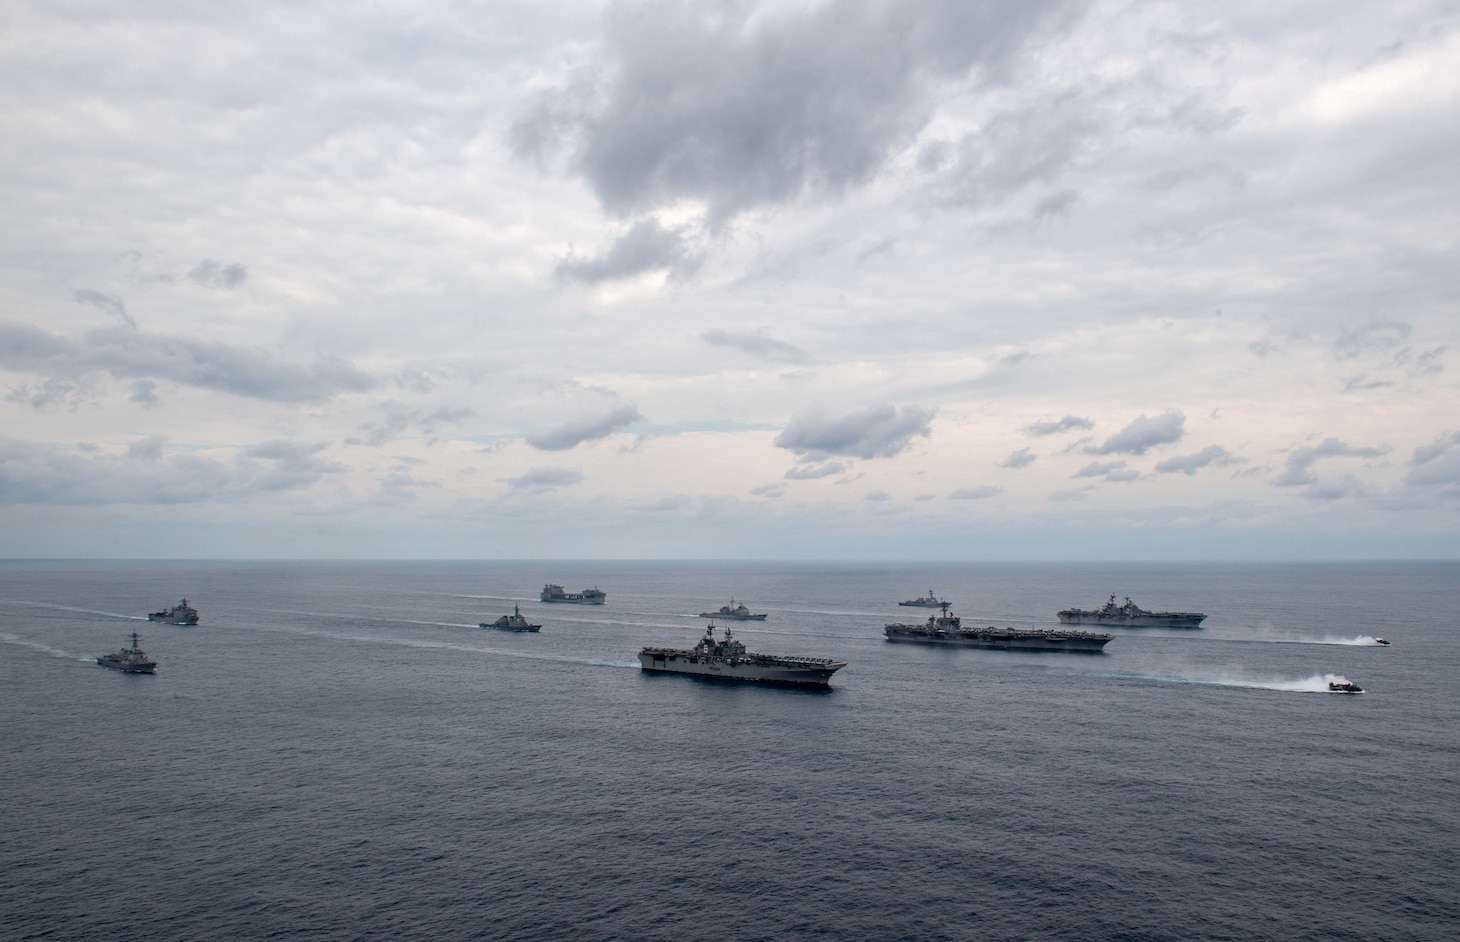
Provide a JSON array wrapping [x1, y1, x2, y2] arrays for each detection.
[[639, 624, 846, 687], [1057, 595, 1205, 628], [540, 584, 606, 604], [148, 598, 199, 625], [886, 602, 1112, 653]]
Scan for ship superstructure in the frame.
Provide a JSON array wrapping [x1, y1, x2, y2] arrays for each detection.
[[639, 625, 845, 687], [1057, 595, 1205, 628], [886, 603, 1112, 653]]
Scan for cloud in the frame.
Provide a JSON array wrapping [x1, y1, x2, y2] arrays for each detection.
[[1335, 319, 1411, 360], [527, 404, 643, 451], [784, 461, 846, 480], [1153, 445, 1245, 476], [241, 440, 346, 490], [1405, 431, 1460, 494], [513, 0, 1078, 224], [505, 467, 583, 491], [351, 405, 474, 448], [865, 490, 891, 502], [129, 380, 159, 408], [74, 290, 136, 329], [950, 485, 1002, 500], [1049, 489, 1087, 502], [1073, 460, 1139, 482], [703, 329, 809, 363], [187, 260, 248, 290], [774, 404, 934, 461], [749, 483, 786, 498], [1025, 415, 1093, 436], [1275, 437, 1389, 487], [0, 323, 373, 403], [1086, 410, 1185, 456], [554, 219, 703, 285], [1000, 447, 1036, 469]]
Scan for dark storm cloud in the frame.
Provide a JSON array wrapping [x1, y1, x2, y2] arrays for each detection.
[[527, 404, 643, 451], [1000, 448, 1036, 469], [784, 461, 846, 480], [1025, 415, 1093, 436], [74, 290, 136, 329], [774, 404, 934, 461], [703, 329, 809, 364], [513, 0, 1078, 224], [1153, 445, 1245, 476], [187, 260, 249, 290], [554, 219, 703, 284], [950, 485, 1002, 500], [1085, 410, 1185, 456], [1274, 437, 1389, 487], [505, 467, 583, 491], [0, 323, 374, 403]]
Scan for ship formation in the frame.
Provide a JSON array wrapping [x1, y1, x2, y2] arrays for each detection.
[[885, 602, 1113, 653], [639, 624, 846, 687], [148, 599, 199, 625], [1057, 595, 1206, 629], [97, 632, 157, 673], [540, 584, 607, 605], [698, 599, 767, 620]]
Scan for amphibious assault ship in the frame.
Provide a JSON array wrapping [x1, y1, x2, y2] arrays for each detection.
[[97, 632, 157, 673], [898, 589, 944, 608], [148, 598, 199, 625], [886, 602, 1112, 653], [481, 604, 541, 632], [698, 599, 767, 620], [540, 584, 606, 604], [1057, 595, 1205, 628], [639, 625, 846, 687]]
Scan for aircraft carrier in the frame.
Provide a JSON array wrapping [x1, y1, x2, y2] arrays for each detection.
[[886, 603, 1112, 653], [639, 625, 845, 687]]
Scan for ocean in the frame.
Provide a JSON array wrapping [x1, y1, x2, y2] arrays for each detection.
[[2, 559, 1456, 941]]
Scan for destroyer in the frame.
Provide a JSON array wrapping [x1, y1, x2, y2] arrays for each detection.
[[1057, 595, 1205, 628], [898, 589, 944, 608], [540, 584, 606, 604], [886, 602, 1112, 653], [639, 625, 846, 687], [481, 604, 541, 632], [148, 598, 199, 625], [698, 599, 767, 620], [97, 632, 157, 674]]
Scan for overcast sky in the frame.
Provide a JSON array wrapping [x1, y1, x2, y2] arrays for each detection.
[[3, 0, 1458, 559]]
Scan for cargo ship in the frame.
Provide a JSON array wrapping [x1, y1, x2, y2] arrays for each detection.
[[540, 584, 606, 604]]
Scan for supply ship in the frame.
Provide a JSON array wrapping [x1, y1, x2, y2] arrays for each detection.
[[886, 603, 1112, 653], [1057, 595, 1205, 628], [97, 632, 157, 673], [481, 604, 542, 632], [148, 598, 199, 625], [639, 625, 846, 687], [540, 584, 606, 604], [698, 599, 767, 620]]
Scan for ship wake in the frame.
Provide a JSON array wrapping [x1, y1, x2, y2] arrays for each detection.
[[1104, 669, 1361, 693], [0, 632, 96, 663]]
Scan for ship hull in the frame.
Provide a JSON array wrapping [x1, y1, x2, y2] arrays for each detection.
[[1057, 613, 1204, 628], [638, 652, 843, 687], [541, 596, 605, 604], [897, 601, 943, 608], [148, 614, 198, 625], [698, 613, 768, 620], [96, 657, 156, 673], [885, 627, 1111, 653]]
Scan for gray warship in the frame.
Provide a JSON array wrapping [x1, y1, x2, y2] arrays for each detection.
[[886, 602, 1112, 653], [97, 632, 157, 673], [1057, 595, 1205, 628], [148, 598, 199, 625], [481, 604, 541, 632], [639, 624, 846, 687], [698, 599, 768, 620], [898, 589, 944, 608], [540, 583, 606, 604]]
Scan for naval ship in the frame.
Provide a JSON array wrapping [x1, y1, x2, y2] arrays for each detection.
[[886, 602, 1112, 653], [698, 599, 767, 620], [1057, 595, 1205, 628], [898, 589, 944, 608], [148, 598, 199, 625], [639, 625, 846, 687], [481, 604, 542, 632], [97, 632, 157, 673], [540, 584, 607, 604]]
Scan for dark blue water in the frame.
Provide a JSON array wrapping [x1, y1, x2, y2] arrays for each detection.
[[3, 560, 1457, 940]]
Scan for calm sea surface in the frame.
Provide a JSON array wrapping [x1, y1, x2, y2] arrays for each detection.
[[2, 560, 1457, 941]]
